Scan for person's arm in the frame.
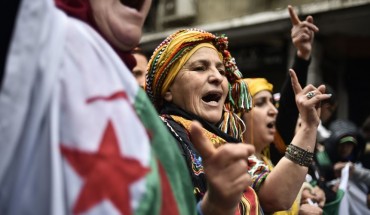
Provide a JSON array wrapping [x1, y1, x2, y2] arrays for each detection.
[[257, 70, 331, 213], [273, 5, 318, 164], [352, 166, 370, 187], [0, 0, 22, 91], [273, 55, 310, 163], [299, 204, 323, 215]]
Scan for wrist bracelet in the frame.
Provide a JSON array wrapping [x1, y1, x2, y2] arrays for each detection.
[[285, 144, 314, 167]]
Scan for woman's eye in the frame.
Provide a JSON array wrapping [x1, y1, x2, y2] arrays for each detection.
[[254, 101, 263, 107], [270, 98, 276, 106], [218, 69, 226, 76], [254, 98, 266, 107], [194, 66, 205, 71]]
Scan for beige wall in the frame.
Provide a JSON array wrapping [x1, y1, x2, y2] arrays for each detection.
[[190, 0, 323, 26], [195, 0, 248, 24]]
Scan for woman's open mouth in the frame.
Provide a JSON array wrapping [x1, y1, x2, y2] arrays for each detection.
[[120, 0, 144, 11], [267, 121, 275, 129], [202, 92, 222, 106]]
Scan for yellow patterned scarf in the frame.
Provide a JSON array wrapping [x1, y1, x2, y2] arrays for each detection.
[[145, 28, 252, 117]]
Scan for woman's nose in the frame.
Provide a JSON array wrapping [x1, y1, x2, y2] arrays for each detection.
[[268, 102, 278, 115], [209, 68, 224, 84]]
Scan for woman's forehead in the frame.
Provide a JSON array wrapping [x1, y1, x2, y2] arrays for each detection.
[[187, 47, 222, 62], [254, 90, 273, 98]]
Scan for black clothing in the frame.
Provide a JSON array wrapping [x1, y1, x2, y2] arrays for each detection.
[[270, 55, 310, 165], [159, 103, 239, 201]]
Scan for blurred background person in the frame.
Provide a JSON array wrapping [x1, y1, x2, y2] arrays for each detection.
[[333, 161, 370, 213], [360, 115, 370, 169], [319, 119, 369, 214], [132, 47, 149, 88], [316, 84, 338, 144]]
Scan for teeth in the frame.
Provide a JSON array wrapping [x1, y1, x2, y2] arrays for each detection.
[[207, 101, 218, 105]]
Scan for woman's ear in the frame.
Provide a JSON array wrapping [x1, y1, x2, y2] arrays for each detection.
[[164, 90, 173, 102]]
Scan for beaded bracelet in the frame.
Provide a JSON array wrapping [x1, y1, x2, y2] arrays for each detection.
[[285, 144, 314, 167]]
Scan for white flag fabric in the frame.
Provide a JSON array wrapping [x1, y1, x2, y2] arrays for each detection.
[[0, 0, 196, 214], [339, 163, 370, 215], [338, 163, 350, 215]]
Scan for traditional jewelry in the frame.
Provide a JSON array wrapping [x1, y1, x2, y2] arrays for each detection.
[[285, 144, 314, 167], [306, 91, 315, 100]]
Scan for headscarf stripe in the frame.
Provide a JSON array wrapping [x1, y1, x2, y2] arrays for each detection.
[[145, 28, 253, 139], [145, 28, 252, 113]]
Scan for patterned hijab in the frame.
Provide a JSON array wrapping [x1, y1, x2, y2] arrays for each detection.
[[145, 28, 252, 136]]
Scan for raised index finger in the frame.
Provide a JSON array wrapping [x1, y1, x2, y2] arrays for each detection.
[[288, 5, 300, 25], [289, 69, 302, 96], [189, 121, 216, 161]]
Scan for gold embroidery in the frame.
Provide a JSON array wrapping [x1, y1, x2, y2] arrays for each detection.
[[170, 115, 226, 148]]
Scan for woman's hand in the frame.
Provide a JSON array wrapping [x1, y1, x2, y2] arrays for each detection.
[[288, 5, 319, 60], [301, 186, 326, 208], [299, 203, 323, 215], [190, 121, 255, 215], [290, 69, 331, 131], [333, 161, 354, 177]]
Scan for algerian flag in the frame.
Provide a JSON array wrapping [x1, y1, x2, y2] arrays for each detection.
[[322, 164, 349, 215], [338, 163, 369, 215], [337, 163, 350, 215], [323, 163, 351, 215], [0, 0, 196, 214]]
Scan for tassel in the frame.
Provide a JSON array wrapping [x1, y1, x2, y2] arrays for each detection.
[[219, 105, 246, 140], [230, 79, 253, 113]]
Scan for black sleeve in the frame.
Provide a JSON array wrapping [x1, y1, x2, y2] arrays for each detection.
[[0, 0, 22, 91], [161, 116, 207, 201], [270, 55, 310, 164]]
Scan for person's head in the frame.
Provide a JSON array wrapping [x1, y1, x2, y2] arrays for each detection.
[[241, 78, 278, 152], [145, 29, 252, 125], [326, 119, 359, 161], [337, 135, 358, 159], [56, 0, 152, 69], [89, 0, 152, 51], [132, 47, 148, 88], [320, 84, 337, 125], [361, 115, 370, 142]]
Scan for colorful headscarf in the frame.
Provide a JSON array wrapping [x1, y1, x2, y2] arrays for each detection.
[[243, 78, 273, 97], [145, 28, 252, 115]]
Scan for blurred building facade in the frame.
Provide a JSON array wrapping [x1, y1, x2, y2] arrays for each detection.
[[141, 0, 370, 128]]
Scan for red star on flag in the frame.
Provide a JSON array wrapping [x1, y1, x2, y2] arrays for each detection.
[[61, 120, 150, 215]]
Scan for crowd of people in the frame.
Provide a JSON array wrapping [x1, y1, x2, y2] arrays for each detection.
[[1, 0, 369, 215]]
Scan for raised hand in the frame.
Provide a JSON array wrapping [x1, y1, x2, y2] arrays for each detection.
[[334, 161, 355, 177], [189, 121, 255, 215], [299, 203, 323, 215], [289, 69, 330, 129], [288, 5, 319, 60], [301, 186, 326, 208]]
